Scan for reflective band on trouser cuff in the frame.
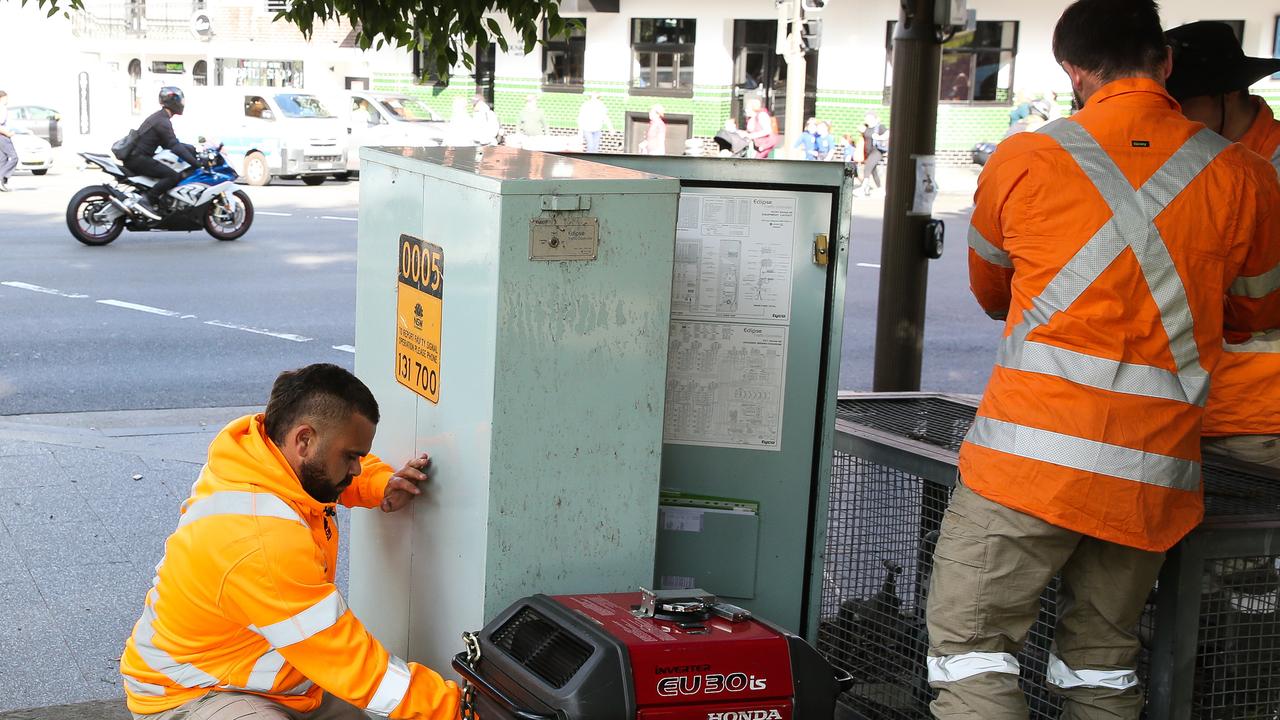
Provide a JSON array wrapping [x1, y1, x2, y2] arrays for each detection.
[[178, 491, 306, 530], [927, 652, 1021, 683], [253, 590, 349, 648], [1046, 654, 1137, 690], [1230, 264, 1280, 300], [366, 656, 412, 717], [968, 225, 1012, 268], [999, 339, 1206, 405], [966, 416, 1200, 491], [130, 591, 221, 689], [124, 675, 168, 697]]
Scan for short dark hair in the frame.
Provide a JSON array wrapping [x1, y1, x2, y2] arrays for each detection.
[[0, 91, 7, 100], [1053, 0, 1167, 81], [264, 363, 380, 445]]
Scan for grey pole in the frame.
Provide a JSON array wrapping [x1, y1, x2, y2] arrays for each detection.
[[871, 0, 943, 391]]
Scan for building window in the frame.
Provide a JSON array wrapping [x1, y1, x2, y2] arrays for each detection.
[[885, 20, 1018, 104], [193, 60, 208, 86], [543, 18, 586, 90], [1274, 17, 1280, 80], [411, 44, 450, 87], [631, 18, 696, 97]]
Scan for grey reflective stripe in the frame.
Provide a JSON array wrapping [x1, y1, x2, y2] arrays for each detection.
[[967, 416, 1199, 491], [927, 652, 1020, 683], [1001, 340, 1204, 404], [221, 649, 286, 693], [253, 590, 348, 648], [282, 678, 315, 696], [130, 590, 221, 689], [178, 491, 306, 529], [968, 224, 1012, 268], [1271, 145, 1280, 175], [124, 675, 168, 697], [994, 120, 1227, 408], [366, 656, 412, 716], [1230, 264, 1280, 300], [1224, 330, 1280, 354], [1045, 654, 1137, 690]]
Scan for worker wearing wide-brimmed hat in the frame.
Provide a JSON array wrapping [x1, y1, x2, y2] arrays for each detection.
[[1167, 21, 1280, 470]]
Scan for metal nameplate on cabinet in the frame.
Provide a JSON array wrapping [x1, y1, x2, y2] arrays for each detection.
[[529, 216, 599, 261]]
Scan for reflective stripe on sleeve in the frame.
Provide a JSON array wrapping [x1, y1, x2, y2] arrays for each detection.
[[966, 416, 1200, 491], [221, 649, 286, 693], [1230, 265, 1280, 300], [1225, 330, 1280, 354], [366, 656, 412, 717], [178, 491, 306, 530], [926, 652, 1020, 683], [968, 225, 1012, 268], [130, 591, 221, 689], [1045, 654, 1137, 690], [253, 590, 349, 649], [124, 675, 168, 697]]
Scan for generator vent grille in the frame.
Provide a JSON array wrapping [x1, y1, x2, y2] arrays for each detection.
[[491, 606, 594, 689]]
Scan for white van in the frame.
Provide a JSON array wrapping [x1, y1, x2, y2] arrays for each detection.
[[342, 91, 477, 175], [195, 88, 348, 186]]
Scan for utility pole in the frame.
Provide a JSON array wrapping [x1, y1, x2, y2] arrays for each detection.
[[871, 0, 958, 391], [777, 0, 806, 159]]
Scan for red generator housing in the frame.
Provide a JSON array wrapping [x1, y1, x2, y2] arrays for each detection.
[[453, 591, 848, 720]]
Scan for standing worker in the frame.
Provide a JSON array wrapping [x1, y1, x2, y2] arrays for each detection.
[[121, 364, 462, 720], [1166, 21, 1280, 468], [927, 1, 1280, 718], [0, 90, 17, 192]]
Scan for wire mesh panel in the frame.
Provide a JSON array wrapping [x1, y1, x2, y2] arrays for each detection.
[[1195, 557, 1280, 718]]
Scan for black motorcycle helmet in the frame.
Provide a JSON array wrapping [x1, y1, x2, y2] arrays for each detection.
[[159, 86, 185, 115]]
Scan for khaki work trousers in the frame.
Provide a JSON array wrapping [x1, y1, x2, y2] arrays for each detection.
[[925, 482, 1165, 719], [132, 692, 367, 720], [1202, 434, 1280, 470]]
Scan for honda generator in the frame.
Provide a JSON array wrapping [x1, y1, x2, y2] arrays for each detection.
[[452, 589, 852, 720]]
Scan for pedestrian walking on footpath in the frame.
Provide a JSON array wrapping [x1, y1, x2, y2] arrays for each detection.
[[794, 117, 818, 160], [1165, 20, 1280, 469], [121, 364, 462, 720], [861, 113, 888, 195], [577, 92, 614, 153], [814, 120, 835, 161], [744, 96, 779, 159], [644, 104, 667, 156], [516, 94, 548, 140], [0, 91, 18, 192], [926, 1, 1280, 717]]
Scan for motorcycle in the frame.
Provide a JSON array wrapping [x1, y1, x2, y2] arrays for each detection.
[[66, 144, 253, 246]]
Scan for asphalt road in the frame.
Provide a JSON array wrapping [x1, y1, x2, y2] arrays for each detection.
[[0, 157, 997, 416]]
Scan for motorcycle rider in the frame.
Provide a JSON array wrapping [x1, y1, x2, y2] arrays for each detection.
[[125, 87, 198, 219]]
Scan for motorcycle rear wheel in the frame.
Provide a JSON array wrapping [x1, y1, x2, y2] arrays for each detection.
[[205, 190, 254, 241], [65, 186, 125, 246]]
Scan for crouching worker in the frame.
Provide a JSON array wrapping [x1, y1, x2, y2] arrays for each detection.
[[926, 0, 1280, 718], [121, 363, 461, 720]]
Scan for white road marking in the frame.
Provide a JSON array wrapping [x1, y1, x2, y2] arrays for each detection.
[[320, 216, 358, 222], [257, 211, 293, 217], [204, 320, 312, 343], [97, 299, 183, 317], [332, 345, 356, 354], [2, 281, 90, 298], [856, 262, 881, 269]]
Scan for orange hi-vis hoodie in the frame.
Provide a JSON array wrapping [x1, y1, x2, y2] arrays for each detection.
[[120, 414, 462, 719]]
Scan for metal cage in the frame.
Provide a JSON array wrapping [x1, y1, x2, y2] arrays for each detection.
[[819, 392, 1280, 720]]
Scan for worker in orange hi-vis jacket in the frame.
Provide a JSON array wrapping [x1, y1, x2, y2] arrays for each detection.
[[924, 1, 1280, 718], [1165, 21, 1280, 470], [121, 363, 461, 720]]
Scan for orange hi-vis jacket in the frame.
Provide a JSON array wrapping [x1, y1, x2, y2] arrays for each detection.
[[120, 414, 462, 719], [961, 79, 1280, 552], [1203, 96, 1280, 437]]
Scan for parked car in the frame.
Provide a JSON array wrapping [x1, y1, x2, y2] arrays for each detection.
[[192, 88, 347, 186], [11, 127, 52, 175], [343, 91, 470, 175], [9, 105, 62, 147]]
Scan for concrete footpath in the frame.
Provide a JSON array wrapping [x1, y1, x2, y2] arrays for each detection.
[[0, 406, 353, 716]]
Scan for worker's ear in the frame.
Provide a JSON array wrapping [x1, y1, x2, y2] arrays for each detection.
[[289, 423, 319, 459], [1160, 45, 1174, 82]]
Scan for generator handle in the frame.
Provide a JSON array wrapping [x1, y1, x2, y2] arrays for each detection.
[[452, 652, 561, 720], [833, 666, 854, 694]]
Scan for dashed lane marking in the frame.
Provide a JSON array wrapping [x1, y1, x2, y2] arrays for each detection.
[[856, 263, 881, 269], [320, 216, 358, 222], [2, 281, 89, 298], [257, 211, 293, 217], [203, 320, 312, 343], [97, 299, 184, 317], [332, 345, 356, 353]]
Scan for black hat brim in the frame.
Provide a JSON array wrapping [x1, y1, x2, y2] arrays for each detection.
[[1171, 56, 1280, 100]]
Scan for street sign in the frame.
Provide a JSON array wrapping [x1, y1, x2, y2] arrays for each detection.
[[395, 234, 444, 403]]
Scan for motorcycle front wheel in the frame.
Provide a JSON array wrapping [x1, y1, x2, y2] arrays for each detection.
[[65, 186, 125, 246], [205, 189, 254, 241]]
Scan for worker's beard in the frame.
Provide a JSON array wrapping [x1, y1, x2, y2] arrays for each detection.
[[299, 456, 354, 504]]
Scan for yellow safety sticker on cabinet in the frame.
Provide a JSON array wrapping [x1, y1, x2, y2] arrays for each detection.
[[395, 234, 443, 403]]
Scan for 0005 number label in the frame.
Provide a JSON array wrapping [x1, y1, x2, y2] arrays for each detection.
[[396, 351, 439, 397]]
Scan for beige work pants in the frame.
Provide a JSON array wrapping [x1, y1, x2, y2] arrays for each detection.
[[925, 482, 1165, 719], [132, 692, 367, 720], [1202, 434, 1280, 470]]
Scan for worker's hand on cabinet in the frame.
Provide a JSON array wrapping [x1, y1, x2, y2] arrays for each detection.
[[381, 452, 431, 512]]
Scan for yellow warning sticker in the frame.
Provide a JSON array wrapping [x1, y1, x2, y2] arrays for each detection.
[[395, 234, 443, 403]]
